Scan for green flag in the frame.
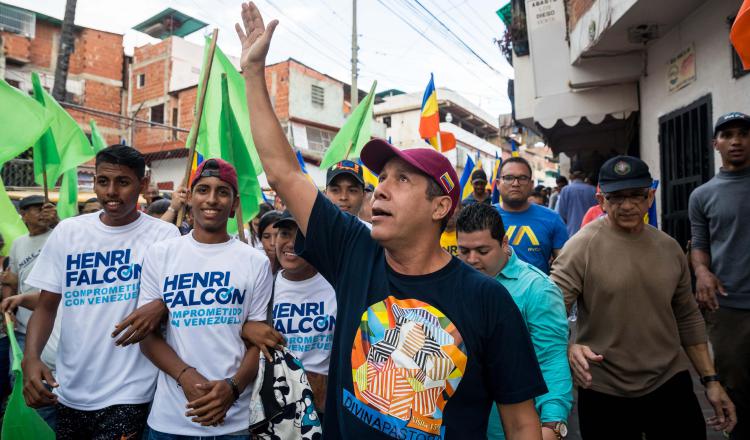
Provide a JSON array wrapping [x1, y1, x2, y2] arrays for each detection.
[[497, 2, 512, 28], [0, 178, 28, 256], [89, 119, 108, 153], [219, 74, 263, 233], [31, 72, 95, 219], [187, 36, 263, 175], [319, 81, 377, 170], [0, 78, 52, 164], [1, 318, 54, 440]]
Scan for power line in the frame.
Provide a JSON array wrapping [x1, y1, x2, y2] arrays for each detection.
[[464, 1, 502, 36], [374, 0, 506, 95], [407, 0, 503, 75]]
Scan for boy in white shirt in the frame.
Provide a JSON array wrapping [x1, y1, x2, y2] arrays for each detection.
[[137, 158, 271, 439], [265, 211, 336, 415], [22, 145, 180, 439]]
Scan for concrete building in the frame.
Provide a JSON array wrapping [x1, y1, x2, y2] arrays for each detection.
[[374, 88, 506, 175], [509, 0, 750, 246]]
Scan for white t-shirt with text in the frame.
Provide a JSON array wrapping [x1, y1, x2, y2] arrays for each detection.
[[138, 232, 272, 436], [273, 272, 336, 375], [25, 212, 180, 410]]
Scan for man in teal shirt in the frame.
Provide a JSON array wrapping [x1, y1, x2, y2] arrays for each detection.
[[456, 203, 573, 440]]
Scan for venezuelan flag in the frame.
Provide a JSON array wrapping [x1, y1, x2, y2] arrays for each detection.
[[645, 180, 659, 227], [296, 150, 316, 184], [358, 159, 379, 188], [189, 151, 204, 185], [731, 0, 750, 69], [459, 155, 476, 201], [491, 152, 502, 204], [510, 139, 520, 157], [419, 74, 440, 150]]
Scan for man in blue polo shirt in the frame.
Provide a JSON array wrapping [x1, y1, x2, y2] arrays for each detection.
[[457, 203, 572, 440], [494, 157, 568, 274]]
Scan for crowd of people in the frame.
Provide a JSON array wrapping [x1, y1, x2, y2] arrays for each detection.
[[0, 3, 747, 440]]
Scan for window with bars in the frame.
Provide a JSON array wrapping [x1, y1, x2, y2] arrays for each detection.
[[306, 126, 334, 153], [311, 84, 325, 108], [137, 73, 146, 88]]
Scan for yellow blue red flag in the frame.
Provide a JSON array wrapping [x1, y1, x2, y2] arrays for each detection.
[[419, 74, 440, 150]]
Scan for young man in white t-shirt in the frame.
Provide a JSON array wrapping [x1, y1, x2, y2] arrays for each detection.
[[137, 158, 271, 439], [262, 211, 336, 415], [22, 145, 180, 439]]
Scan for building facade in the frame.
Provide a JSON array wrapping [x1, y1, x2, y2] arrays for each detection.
[[510, 0, 749, 245]]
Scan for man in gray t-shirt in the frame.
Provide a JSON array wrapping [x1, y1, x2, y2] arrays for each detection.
[[689, 112, 750, 440], [3, 196, 56, 342]]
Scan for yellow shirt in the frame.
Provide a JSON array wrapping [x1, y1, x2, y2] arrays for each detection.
[[440, 230, 458, 257]]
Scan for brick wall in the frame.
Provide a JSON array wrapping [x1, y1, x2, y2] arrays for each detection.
[[265, 61, 290, 119], [566, 0, 596, 32], [1, 32, 31, 62]]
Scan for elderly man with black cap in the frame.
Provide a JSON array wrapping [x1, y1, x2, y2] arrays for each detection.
[[551, 155, 736, 439], [463, 168, 491, 205], [236, 3, 547, 438], [689, 111, 750, 439]]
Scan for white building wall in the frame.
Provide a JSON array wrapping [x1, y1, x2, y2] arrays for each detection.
[[148, 157, 185, 188], [288, 68, 345, 129], [639, 0, 750, 216]]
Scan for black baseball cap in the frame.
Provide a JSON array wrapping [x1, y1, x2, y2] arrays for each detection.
[[598, 156, 653, 193], [273, 210, 297, 229], [326, 160, 365, 187], [19, 195, 45, 209], [714, 112, 750, 136], [471, 169, 488, 183]]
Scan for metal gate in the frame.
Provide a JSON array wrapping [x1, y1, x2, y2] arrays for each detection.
[[658, 95, 714, 249]]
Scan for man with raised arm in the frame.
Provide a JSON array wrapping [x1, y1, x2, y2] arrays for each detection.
[[235, 3, 546, 439]]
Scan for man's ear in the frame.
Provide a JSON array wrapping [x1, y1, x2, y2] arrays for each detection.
[[229, 195, 240, 218], [432, 196, 452, 223], [140, 176, 151, 194]]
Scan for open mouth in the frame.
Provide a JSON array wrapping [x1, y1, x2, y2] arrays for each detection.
[[104, 201, 123, 210], [371, 207, 392, 218]]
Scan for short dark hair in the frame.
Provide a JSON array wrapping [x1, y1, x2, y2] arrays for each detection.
[[95, 145, 146, 179], [258, 210, 283, 236], [529, 191, 545, 200], [256, 202, 274, 219], [556, 176, 568, 186], [456, 203, 505, 246], [499, 156, 533, 176], [425, 177, 450, 232]]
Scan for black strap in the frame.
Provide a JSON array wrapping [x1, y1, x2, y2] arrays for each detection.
[[265, 272, 278, 325]]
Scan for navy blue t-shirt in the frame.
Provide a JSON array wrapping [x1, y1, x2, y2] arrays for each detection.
[[296, 193, 546, 439], [494, 203, 569, 274]]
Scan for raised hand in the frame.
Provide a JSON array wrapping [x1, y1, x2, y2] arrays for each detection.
[[235, 2, 278, 73]]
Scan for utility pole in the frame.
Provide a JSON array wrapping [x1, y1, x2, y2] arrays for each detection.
[[53, 0, 78, 102], [351, 0, 358, 108]]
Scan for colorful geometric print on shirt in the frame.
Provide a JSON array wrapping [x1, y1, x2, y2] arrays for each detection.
[[351, 296, 467, 437], [24, 212, 180, 411], [295, 193, 547, 439]]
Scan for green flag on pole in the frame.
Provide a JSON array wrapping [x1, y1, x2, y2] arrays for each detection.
[[218, 73, 263, 233], [497, 2, 512, 27], [0, 78, 52, 164], [1, 318, 54, 440], [319, 81, 377, 170], [89, 119, 108, 153], [31, 72, 95, 219], [0, 179, 28, 256], [188, 36, 263, 175]]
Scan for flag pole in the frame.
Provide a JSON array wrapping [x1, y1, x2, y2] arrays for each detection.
[[235, 200, 247, 243], [176, 28, 219, 227], [41, 163, 49, 203]]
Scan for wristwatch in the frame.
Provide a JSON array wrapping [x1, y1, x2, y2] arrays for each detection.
[[542, 422, 568, 439], [700, 374, 721, 386]]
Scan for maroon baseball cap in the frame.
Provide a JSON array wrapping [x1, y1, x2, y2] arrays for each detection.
[[360, 139, 460, 217], [190, 158, 239, 194]]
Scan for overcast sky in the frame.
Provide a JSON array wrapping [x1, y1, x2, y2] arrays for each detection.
[[8, 0, 513, 116]]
